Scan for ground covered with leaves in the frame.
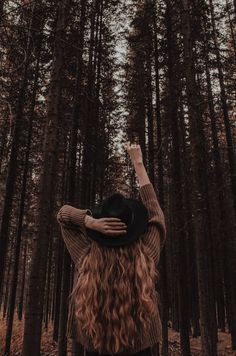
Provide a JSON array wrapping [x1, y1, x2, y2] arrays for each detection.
[[0, 311, 235, 355]]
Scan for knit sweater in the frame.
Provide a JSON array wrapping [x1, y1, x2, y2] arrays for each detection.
[[56, 182, 166, 355]]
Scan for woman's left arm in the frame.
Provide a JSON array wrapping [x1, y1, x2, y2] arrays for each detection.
[[56, 204, 93, 231], [56, 204, 124, 233], [56, 205, 94, 264]]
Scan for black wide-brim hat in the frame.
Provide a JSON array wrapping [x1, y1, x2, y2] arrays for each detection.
[[85, 192, 149, 248]]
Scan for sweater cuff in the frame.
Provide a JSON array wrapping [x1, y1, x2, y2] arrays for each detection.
[[68, 207, 93, 229], [139, 183, 157, 202]]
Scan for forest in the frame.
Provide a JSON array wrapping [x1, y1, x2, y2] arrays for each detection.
[[0, 0, 236, 355]]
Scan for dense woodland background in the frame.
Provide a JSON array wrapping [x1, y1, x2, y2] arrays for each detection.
[[0, 0, 236, 355]]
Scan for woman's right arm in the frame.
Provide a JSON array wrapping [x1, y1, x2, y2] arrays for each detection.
[[125, 141, 150, 187], [133, 161, 150, 187], [126, 142, 166, 265], [134, 161, 166, 246]]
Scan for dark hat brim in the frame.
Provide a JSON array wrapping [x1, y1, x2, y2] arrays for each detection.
[[85, 198, 149, 248]]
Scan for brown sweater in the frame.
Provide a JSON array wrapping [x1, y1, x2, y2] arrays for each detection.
[[56, 182, 166, 355]]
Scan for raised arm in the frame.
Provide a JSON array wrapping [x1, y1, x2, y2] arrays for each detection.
[[125, 142, 166, 265]]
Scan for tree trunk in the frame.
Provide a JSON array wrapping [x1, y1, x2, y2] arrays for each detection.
[[81, 0, 100, 207], [180, 0, 218, 354], [152, 7, 168, 355], [209, 0, 236, 221], [64, 0, 88, 354], [0, 1, 40, 293], [202, 19, 236, 349], [165, 1, 191, 354], [22, 0, 71, 354], [4, 36, 42, 356]]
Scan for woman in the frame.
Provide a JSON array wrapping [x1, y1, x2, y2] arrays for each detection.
[[56, 142, 166, 356]]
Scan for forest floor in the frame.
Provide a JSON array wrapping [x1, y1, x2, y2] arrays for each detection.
[[0, 311, 235, 355]]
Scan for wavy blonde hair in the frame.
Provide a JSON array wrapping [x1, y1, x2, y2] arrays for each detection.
[[69, 235, 160, 354]]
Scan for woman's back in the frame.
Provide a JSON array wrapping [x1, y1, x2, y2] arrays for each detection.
[[56, 143, 167, 355]]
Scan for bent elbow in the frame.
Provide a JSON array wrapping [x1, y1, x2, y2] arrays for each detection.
[[56, 205, 68, 224]]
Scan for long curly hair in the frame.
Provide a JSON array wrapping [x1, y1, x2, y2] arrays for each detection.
[[69, 235, 160, 354]]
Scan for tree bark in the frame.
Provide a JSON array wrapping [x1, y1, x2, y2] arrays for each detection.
[[0, 1, 40, 293], [209, 0, 236, 221], [22, 0, 71, 354], [180, 0, 218, 354]]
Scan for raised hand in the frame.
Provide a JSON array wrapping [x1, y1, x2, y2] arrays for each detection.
[[125, 141, 143, 166], [125, 140, 150, 187]]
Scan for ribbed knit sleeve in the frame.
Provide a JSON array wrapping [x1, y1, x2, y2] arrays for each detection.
[[56, 205, 92, 230], [139, 183, 166, 266], [56, 205, 93, 264]]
